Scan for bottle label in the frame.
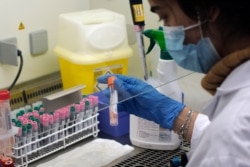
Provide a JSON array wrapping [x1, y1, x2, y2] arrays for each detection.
[[136, 118, 171, 142]]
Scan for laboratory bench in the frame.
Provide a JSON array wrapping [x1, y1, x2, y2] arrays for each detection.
[[100, 132, 189, 167], [27, 132, 189, 167]]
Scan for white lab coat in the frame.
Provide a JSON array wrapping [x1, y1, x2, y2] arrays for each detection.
[[187, 60, 250, 167]]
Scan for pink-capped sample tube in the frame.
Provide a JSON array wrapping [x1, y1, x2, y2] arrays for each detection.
[[48, 114, 54, 142], [58, 109, 66, 138], [89, 95, 99, 121], [64, 107, 70, 137], [14, 125, 22, 157], [53, 112, 60, 142], [74, 103, 81, 132], [79, 101, 85, 130], [32, 111, 40, 119], [31, 121, 39, 152], [41, 116, 50, 145], [26, 124, 33, 155]]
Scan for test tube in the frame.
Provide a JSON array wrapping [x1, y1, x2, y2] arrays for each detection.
[[31, 121, 39, 154], [69, 106, 76, 135], [108, 76, 119, 126], [88, 95, 99, 131], [64, 108, 70, 137], [88, 99, 94, 126], [14, 124, 22, 158], [59, 110, 66, 139], [53, 112, 60, 142], [21, 126, 27, 160], [84, 100, 93, 133], [79, 102, 85, 131], [26, 124, 33, 155], [41, 116, 50, 146], [74, 103, 81, 132]]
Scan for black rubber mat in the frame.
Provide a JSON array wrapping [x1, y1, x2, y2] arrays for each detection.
[[112, 141, 190, 167]]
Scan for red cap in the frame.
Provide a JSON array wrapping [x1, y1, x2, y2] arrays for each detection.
[[108, 76, 116, 86], [0, 90, 10, 100]]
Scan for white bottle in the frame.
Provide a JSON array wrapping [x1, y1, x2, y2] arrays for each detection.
[[0, 90, 14, 155], [129, 49, 183, 150]]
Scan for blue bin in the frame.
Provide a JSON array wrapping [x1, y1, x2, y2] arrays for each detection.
[[92, 91, 130, 137]]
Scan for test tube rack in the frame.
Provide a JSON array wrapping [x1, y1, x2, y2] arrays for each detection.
[[10, 85, 100, 167], [12, 112, 99, 167]]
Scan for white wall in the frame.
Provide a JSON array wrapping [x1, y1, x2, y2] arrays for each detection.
[[0, 0, 89, 89]]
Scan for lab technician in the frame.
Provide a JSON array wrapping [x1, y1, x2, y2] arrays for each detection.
[[98, 0, 250, 166]]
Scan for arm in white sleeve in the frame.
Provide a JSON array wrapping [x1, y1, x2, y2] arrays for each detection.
[[187, 113, 210, 158]]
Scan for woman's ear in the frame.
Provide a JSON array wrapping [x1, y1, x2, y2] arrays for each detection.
[[208, 7, 220, 23]]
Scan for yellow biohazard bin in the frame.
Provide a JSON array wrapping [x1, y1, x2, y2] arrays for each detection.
[[54, 9, 133, 94]]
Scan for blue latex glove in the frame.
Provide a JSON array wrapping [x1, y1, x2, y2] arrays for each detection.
[[97, 74, 185, 130]]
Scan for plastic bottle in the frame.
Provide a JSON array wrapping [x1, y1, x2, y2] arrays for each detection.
[[129, 27, 183, 150], [0, 90, 13, 155]]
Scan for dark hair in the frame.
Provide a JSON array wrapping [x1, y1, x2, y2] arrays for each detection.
[[177, 0, 250, 35]]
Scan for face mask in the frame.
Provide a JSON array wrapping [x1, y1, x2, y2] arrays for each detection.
[[163, 23, 220, 73]]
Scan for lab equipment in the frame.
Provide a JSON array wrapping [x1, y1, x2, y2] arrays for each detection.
[[129, 0, 149, 80], [108, 76, 119, 126], [0, 90, 14, 156], [129, 27, 183, 150], [54, 9, 133, 94], [11, 87, 100, 167]]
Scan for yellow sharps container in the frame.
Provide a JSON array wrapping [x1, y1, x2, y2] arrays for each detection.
[[54, 9, 133, 94]]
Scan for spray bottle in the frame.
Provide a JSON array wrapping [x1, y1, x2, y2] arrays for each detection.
[[129, 26, 183, 150]]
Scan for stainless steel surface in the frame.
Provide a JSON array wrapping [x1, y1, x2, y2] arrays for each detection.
[[26, 134, 189, 167], [10, 72, 63, 109], [105, 141, 190, 167], [42, 85, 85, 112]]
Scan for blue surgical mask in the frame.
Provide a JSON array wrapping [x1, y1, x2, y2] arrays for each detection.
[[163, 22, 220, 73]]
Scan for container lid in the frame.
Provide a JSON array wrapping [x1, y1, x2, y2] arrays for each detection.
[[87, 24, 125, 50], [108, 76, 116, 86], [54, 9, 133, 65], [0, 90, 10, 100]]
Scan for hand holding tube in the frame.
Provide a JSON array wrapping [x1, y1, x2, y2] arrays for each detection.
[[97, 74, 185, 130]]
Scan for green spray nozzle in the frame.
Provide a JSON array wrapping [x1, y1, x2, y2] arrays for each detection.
[[143, 26, 172, 60]]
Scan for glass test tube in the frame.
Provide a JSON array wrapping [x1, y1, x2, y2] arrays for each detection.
[[108, 76, 118, 126]]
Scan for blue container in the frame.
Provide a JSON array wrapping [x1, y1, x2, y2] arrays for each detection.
[[92, 91, 130, 137]]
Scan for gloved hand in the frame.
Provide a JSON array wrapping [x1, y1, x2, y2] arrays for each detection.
[[97, 74, 185, 130]]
